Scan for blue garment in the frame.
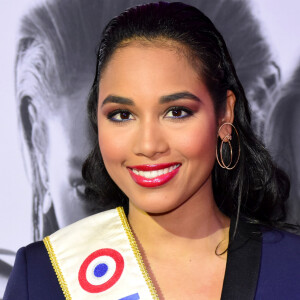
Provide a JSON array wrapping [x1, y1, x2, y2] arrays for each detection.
[[255, 229, 300, 299], [3, 242, 64, 300], [221, 223, 300, 300], [4, 221, 300, 300]]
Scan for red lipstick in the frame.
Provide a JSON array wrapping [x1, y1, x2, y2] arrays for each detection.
[[127, 162, 181, 187]]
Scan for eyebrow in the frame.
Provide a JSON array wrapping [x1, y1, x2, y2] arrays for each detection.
[[101, 95, 134, 107], [101, 91, 201, 107], [160, 92, 201, 104]]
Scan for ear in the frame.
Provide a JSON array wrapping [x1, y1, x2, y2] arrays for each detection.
[[218, 90, 236, 142]]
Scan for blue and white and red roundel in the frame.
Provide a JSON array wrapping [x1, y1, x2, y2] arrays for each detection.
[[78, 248, 124, 293]]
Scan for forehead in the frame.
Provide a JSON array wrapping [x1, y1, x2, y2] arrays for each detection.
[[103, 38, 200, 75], [99, 41, 203, 96]]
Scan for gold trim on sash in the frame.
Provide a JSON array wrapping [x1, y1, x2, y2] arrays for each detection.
[[116, 207, 159, 299], [43, 236, 71, 300]]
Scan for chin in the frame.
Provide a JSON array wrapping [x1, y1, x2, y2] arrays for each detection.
[[129, 195, 183, 215]]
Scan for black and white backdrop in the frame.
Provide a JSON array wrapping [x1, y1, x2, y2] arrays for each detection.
[[1, 0, 300, 297]]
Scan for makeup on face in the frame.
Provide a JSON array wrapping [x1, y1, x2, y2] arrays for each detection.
[[100, 92, 201, 124], [127, 163, 181, 187], [98, 44, 219, 214]]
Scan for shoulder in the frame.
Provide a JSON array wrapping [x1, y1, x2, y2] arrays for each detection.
[[23, 240, 48, 260], [261, 228, 300, 259], [260, 228, 300, 277], [4, 241, 64, 300], [4, 208, 122, 300], [4, 241, 47, 288], [255, 229, 300, 299]]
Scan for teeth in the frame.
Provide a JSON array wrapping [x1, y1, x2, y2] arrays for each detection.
[[132, 164, 180, 179], [144, 171, 150, 178], [150, 171, 158, 177]]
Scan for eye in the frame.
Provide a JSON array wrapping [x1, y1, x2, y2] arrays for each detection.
[[107, 110, 135, 122], [165, 106, 193, 119], [75, 183, 86, 198], [71, 179, 86, 200]]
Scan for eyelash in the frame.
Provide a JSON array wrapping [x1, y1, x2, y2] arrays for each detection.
[[107, 109, 134, 122], [106, 106, 194, 123], [165, 106, 194, 119]]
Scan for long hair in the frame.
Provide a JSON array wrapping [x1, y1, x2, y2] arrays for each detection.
[[265, 63, 300, 225], [15, 0, 287, 240], [82, 1, 292, 231], [15, 0, 129, 240]]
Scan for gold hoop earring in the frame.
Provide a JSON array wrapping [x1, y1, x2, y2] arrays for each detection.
[[220, 134, 232, 168], [216, 123, 240, 170]]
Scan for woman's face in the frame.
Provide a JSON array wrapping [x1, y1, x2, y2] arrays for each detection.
[[98, 43, 224, 214], [45, 88, 92, 228]]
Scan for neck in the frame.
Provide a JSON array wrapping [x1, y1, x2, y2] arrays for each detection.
[[128, 179, 230, 258]]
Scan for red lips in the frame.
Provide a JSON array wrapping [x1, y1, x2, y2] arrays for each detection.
[[127, 162, 180, 171], [127, 162, 181, 187]]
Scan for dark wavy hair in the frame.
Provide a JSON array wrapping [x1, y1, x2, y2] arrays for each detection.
[[82, 1, 292, 231]]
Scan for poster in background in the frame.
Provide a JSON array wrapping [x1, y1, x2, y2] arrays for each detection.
[[1, 0, 300, 297]]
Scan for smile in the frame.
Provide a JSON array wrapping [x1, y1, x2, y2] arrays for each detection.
[[127, 163, 181, 187]]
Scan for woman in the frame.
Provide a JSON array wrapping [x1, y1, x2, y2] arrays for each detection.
[[5, 2, 300, 299], [14, 0, 143, 239], [15, 0, 276, 242], [15, 0, 104, 239], [265, 63, 300, 225]]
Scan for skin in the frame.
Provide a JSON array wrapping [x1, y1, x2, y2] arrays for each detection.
[[266, 97, 300, 223], [18, 58, 93, 233], [43, 88, 92, 228], [98, 41, 236, 299]]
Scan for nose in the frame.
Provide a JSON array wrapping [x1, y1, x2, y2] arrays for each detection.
[[132, 120, 169, 158]]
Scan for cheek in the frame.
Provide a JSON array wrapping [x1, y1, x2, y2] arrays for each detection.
[[173, 118, 217, 163], [47, 123, 69, 189], [98, 124, 127, 171]]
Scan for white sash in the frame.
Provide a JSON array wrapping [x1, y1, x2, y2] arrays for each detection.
[[43, 207, 159, 300]]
